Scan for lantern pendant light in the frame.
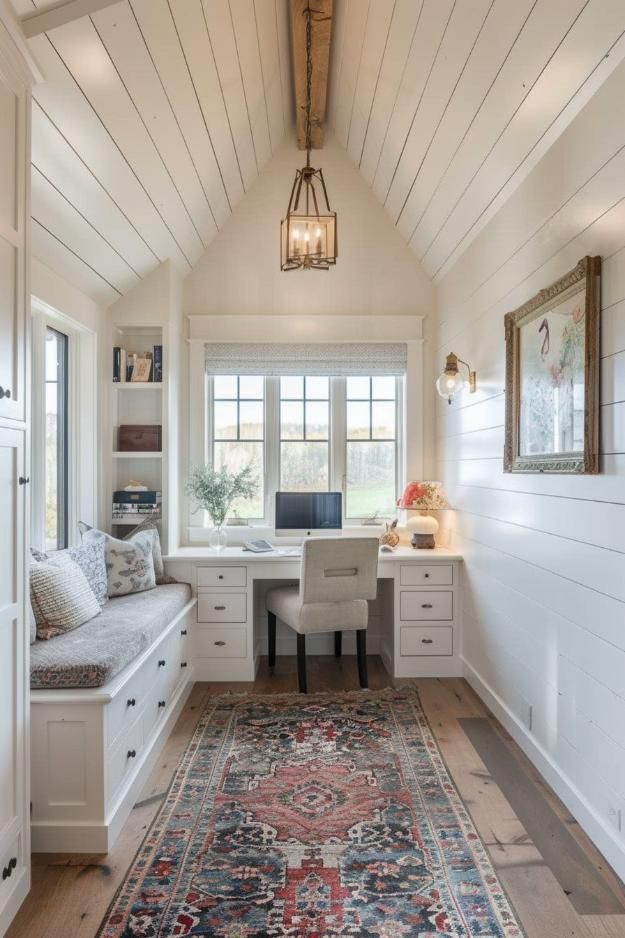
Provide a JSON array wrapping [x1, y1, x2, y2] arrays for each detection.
[[281, 4, 337, 271]]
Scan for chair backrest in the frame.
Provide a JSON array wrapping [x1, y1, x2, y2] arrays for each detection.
[[300, 537, 379, 605]]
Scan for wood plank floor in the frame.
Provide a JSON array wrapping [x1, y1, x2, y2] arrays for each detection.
[[8, 656, 625, 938]]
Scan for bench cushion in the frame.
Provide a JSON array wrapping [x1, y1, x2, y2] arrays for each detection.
[[30, 583, 192, 690]]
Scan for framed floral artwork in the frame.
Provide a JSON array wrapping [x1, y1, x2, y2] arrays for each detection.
[[504, 256, 601, 474]]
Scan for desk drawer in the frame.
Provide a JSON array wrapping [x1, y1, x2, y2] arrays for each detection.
[[400, 564, 453, 586], [197, 566, 246, 588], [400, 590, 452, 621], [401, 626, 453, 656], [196, 627, 246, 658], [198, 593, 247, 623]]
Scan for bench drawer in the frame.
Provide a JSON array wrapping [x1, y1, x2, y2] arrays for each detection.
[[198, 592, 247, 623], [196, 627, 247, 658], [400, 564, 453, 586], [400, 626, 453, 656], [197, 566, 247, 588], [400, 590, 453, 621], [107, 716, 143, 801], [107, 666, 147, 748], [143, 681, 169, 740]]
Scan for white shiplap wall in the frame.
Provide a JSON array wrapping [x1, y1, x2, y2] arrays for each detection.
[[435, 54, 625, 880]]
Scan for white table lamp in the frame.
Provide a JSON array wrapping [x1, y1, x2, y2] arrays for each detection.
[[398, 481, 450, 549]]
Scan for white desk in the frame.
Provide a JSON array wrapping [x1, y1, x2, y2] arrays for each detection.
[[164, 546, 463, 681]]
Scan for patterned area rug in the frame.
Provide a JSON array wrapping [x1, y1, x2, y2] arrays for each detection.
[[98, 688, 524, 937]]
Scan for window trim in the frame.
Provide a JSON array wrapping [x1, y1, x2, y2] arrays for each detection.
[[205, 374, 404, 528], [44, 325, 70, 550]]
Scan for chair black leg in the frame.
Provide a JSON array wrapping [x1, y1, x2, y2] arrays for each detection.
[[297, 633, 308, 694], [268, 611, 276, 669], [334, 630, 342, 658], [356, 630, 368, 689]]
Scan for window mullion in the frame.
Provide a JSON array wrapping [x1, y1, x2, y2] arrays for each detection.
[[265, 376, 279, 524], [331, 377, 346, 512]]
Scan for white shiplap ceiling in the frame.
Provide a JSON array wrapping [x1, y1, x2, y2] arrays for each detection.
[[10, 0, 625, 304], [12, 0, 292, 303], [328, 0, 625, 283]]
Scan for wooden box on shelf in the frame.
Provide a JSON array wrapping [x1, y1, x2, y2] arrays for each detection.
[[118, 425, 162, 452]]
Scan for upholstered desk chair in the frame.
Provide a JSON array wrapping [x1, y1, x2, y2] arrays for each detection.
[[266, 537, 379, 693]]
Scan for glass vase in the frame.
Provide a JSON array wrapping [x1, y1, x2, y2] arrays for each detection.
[[208, 523, 228, 552]]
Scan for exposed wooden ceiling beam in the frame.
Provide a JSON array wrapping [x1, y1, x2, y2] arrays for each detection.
[[20, 0, 122, 38], [290, 0, 333, 149]]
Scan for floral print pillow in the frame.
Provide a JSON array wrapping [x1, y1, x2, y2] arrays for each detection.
[[103, 530, 156, 597]]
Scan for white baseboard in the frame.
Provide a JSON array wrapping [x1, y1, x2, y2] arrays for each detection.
[[463, 657, 625, 883]]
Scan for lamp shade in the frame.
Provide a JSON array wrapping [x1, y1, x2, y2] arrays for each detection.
[[397, 481, 450, 511]]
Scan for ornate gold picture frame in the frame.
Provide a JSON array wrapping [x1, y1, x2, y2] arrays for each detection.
[[504, 256, 601, 474]]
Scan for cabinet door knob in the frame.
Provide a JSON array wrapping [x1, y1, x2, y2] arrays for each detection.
[[214, 640, 226, 647], [180, 661, 188, 668], [421, 638, 433, 644], [218, 574, 224, 579], [180, 629, 187, 636], [158, 700, 166, 708], [421, 603, 433, 609], [424, 573, 430, 578], [127, 698, 136, 707], [214, 605, 226, 611], [0, 386, 11, 399], [18, 476, 30, 485], [127, 749, 136, 758], [158, 659, 166, 667]]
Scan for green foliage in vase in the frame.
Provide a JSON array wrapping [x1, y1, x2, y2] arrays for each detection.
[[186, 463, 259, 527]]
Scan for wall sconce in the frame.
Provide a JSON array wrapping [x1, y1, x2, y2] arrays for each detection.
[[435, 352, 476, 404]]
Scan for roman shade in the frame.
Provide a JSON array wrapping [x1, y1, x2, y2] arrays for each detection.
[[204, 342, 408, 376]]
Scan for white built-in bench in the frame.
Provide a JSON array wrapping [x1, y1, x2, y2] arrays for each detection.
[[30, 584, 197, 853]]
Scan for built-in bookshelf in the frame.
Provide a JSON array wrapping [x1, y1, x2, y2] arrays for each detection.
[[109, 324, 167, 542]]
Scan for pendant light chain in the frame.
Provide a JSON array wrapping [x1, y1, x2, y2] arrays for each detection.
[[305, 3, 313, 164]]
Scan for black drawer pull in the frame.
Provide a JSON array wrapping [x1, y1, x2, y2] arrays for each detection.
[[421, 638, 434, 644], [158, 700, 166, 708], [18, 476, 30, 485], [9, 858, 16, 870], [2, 867, 9, 881], [214, 640, 226, 647], [127, 698, 136, 707], [2, 858, 16, 880], [214, 605, 226, 611], [127, 749, 136, 758], [424, 573, 430, 578], [421, 603, 433, 609], [218, 574, 224, 579], [180, 629, 187, 636], [0, 386, 11, 399], [181, 661, 188, 668], [158, 659, 166, 667]]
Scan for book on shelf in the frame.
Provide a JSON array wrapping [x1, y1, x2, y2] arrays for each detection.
[[112, 344, 163, 382], [113, 490, 161, 504]]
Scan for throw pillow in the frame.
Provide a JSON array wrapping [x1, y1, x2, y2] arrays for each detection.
[[86, 529, 156, 597], [80, 520, 172, 585], [31, 540, 108, 608], [30, 555, 101, 640]]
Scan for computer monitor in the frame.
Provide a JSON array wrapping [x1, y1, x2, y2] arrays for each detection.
[[275, 492, 342, 537]]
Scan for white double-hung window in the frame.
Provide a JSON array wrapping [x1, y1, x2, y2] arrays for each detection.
[[204, 342, 406, 527]]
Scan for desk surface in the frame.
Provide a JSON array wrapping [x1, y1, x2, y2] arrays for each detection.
[[165, 546, 462, 563]]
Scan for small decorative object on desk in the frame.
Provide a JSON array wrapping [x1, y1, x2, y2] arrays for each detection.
[[398, 481, 450, 549], [185, 464, 258, 552], [379, 519, 400, 548]]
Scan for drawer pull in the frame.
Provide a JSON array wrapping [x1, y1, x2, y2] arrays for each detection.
[[214, 640, 226, 647], [421, 603, 433, 609], [2, 859, 16, 880], [421, 638, 434, 644], [0, 386, 11, 399], [158, 700, 166, 708], [214, 605, 226, 611], [218, 574, 224, 579], [18, 476, 30, 485], [180, 629, 187, 636], [181, 661, 188, 668], [127, 698, 136, 707], [424, 573, 430, 578], [127, 749, 136, 759], [158, 659, 166, 667]]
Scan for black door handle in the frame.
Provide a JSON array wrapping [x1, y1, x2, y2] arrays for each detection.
[[181, 661, 188, 668], [0, 386, 11, 399], [127, 749, 136, 758], [18, 476, 29, 485], [158, 659, 166, 667], [158, 700, 166, 708], [180, 629, 187, 636], [127, 698, 136, 707]]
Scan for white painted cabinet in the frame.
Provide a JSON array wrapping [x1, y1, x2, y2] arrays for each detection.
[[0, 10, 34, 933], [0, 429, 29, 934]]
